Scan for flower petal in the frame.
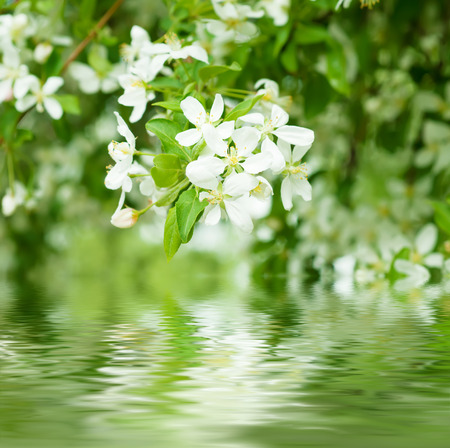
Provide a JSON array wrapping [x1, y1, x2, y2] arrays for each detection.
[[273, 125, 315, 146], [209, 94, 224, 122], [175, 128, 202, 147], [184, 43, 209, 64], [415, 223, 437, 255], [202, 123, 228, 156], [271, 104, 289, 128], [238, 112, 264, 125], [241, 152, 272, 174], [292, 177, 312, 201], [293, 144, 311, 162], [204, 204, 221, 226], [43, 97, 63, 120], [180, 96, 206, 126], [186, 157, 225, 189], [42, 76, 63, 95], [114, 111, 136, 149], [224, 199, 253, 233], [232, 127, 260, 157], [281, 177, 293, 210], [223, 172, 258, 197], [217, 120, 235, 139], [262, 137, 285, 173]]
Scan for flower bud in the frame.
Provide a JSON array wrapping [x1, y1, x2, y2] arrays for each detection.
[[111, 208, 139, 228]]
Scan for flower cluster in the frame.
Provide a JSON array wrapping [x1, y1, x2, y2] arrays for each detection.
[[0, 6, 66, 118]]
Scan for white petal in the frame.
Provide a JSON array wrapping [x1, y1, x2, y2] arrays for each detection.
[[242, 152, 272, 174], [180, 96, 206, 126], [175, 128, 202, 147], [394, 259, 419, 276], [415, 223, 437, 255], [293, 144, 311, 162], [209, 94, 224, 122], [43, 97, 63, 119], [15, 94, 37, 112], [42, 76, 63, 95], [238, 113, 264, 125], [131, 25, 150, 45], [114, 111, 135, 150], [185, 44, 209, 63], [273, 125, 315, 146], [232, 127, 260, 157], [129, 102, 147, 123], [281, 177, 293, 210], [224, 199, 253, 233], [276, 139, 292, 163], [292, 177, 312, 201], [202, 123, 228, 156], [262, 137, 285, 173], [217, 121, 235, 139], [139, 178, 156, 196], [424, 253, 444, 268], [204, 204, 221, 226], [186, 157, 225, 189], [105, 157, 133, 190], [271, 104, 289, 128], [223, 172, 258, 197], [12, 77, 30, 99]]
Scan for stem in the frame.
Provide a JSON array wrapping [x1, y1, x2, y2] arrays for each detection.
[[60, 0, 125, 75], [129, 173, 152, 178], [179, 60, 194, 82], [135, 151, 157, 157], [137, 201, 154, 216]]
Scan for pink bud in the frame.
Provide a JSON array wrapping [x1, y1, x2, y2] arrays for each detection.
[[111, 208, 139, 228]]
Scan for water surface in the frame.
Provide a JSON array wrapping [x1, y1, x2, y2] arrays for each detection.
[[1, 271, 450, 447]]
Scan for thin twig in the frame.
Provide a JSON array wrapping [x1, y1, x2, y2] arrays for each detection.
[[60, 0, 125, 75]]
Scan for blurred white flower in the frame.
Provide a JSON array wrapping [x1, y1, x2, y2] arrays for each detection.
[[15, 75, 64, 119]]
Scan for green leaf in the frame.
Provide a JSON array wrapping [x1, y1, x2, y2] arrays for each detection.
[[152, 100, 182, 113], [326, 43, 350, 96], [0, 108, 20, 143], [176, 189, 207, 243], [155, 178, 190, 207], [295, 24, 330, 45], [224, 94, 264, 122], [57, 94, 81, 115], [151, 154, 184, 188], [164, 207, 182, 261], [280, 41, 299, 73], [198, 62, 241, 82], [145, 118, 189, 160], [273, 24, 291, 57], [431, 201, 450, 235]]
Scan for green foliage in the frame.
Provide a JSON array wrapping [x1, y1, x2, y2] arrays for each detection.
[[176, 189, 207, 243], [164, 207, 182, 261], [151, 154, 185, 188], [431, 201, 450, 235], [145, 119, 189, 160], [198, 62, 241, 83], [224, 94, 264, 122]]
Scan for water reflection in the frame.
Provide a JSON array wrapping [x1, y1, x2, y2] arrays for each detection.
[[1, 265, 450, 448]]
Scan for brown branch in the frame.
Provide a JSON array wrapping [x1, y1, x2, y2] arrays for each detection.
[[60, 0, 125, 75]]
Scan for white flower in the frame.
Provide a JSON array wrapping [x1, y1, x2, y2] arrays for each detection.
[[258, 0, 290, 26], [121, 25, 153, 64], [206, 1, 261, 43], [148, 32, 209, 64], [118, 55, 168, 122], [1, 181, 27, 216], [394, 223, 444, 288], [0, 13, 30, 49], [278, 140, 312, 210], [15, 75, 64, 119], [69, 61, 122, 95], [240, 104, 314, 147], [255, 78, 291, 111], [199, 172, 259, 233], [0, 45, 29, 102], [335, 0, 353, 9], [175, 94, 234, 153], [105, 112, 136, 193]]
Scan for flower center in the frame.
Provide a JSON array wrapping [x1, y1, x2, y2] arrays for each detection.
[[207, 190, 223, 205]]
